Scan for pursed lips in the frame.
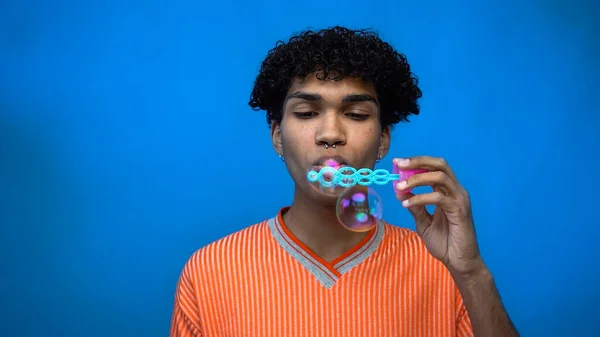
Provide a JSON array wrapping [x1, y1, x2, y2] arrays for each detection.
[[312, 155, 350, 170]]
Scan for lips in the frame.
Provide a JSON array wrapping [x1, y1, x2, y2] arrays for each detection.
[[312, 155, 349, 169], [313, 163, 347, 170], [309, 156, 355, 186]]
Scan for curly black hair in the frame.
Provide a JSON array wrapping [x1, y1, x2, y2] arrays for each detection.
[[248, 26, 422, 128]]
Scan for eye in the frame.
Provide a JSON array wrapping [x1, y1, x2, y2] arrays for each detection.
[[346, 112, 370, 120], [294, 111, 318, 119]]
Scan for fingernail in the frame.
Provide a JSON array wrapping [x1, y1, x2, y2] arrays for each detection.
[[396, 181, 407, 189], [397, 158, 409, 167], [402, 199, 410, 207]]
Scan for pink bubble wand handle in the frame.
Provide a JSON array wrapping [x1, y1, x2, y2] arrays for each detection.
[[392, 166, 428, 194]]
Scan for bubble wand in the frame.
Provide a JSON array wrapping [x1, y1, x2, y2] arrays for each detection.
[[306, 165, 427, 193]]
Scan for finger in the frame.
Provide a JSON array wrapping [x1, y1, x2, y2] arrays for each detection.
[[394, 156, 458, 182], [396, 191, 431, 225], [396, 171, 462, 198], [402, 191, 455, 211]]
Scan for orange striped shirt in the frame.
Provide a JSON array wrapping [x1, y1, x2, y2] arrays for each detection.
[[170, 207, 474, 336]]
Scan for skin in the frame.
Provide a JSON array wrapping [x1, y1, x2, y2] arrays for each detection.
[[395, 158, 519, 336], [271, 72, 519, 336], [271, 73, 389, 262]]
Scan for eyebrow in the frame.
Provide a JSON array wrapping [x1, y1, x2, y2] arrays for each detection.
[[284, 91, 378, 105]]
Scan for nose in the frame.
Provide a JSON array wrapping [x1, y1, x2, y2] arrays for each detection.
[[315, 113, 346, 148]]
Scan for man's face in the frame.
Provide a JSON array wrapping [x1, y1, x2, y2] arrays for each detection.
[[271, 73, 391, 203]]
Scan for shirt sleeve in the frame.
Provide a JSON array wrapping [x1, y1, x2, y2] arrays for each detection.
[[170, 257, 203, 337], [455, 286, 474, 337]]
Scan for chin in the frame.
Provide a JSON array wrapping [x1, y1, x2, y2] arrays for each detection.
[[312, 193, 339, 207], [305, 185, 345, 207]]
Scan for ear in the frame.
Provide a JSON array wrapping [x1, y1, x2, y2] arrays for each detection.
[[270, 121, 283, 156], [378, 125, 391, 159]]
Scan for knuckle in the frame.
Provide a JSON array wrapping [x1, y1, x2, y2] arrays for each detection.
[[455, 195, 471, 212], [462, 190, 470, 200], [459, 188, 470, 200], [434, 171, 447, 182], [458, 203, 471, 216]]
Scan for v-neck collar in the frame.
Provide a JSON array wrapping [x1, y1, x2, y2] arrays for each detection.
[[267, 207, 385, 289]]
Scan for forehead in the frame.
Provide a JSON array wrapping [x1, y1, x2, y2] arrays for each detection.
[[287, 74, 377, 99]]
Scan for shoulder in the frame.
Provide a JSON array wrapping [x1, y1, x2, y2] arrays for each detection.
[[381, 220, 426, 248], [381, 220, 460, 289], [381, 220, 447, 266]]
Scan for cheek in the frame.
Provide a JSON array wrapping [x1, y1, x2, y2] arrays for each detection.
[[281, 130, 306, 159], [282, 124, 313, 147], [362, 127, 381, 147]]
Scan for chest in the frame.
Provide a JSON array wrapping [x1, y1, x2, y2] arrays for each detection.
[[199, 263, 458, 337]]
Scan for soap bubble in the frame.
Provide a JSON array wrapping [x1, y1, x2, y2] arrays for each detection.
[[335, 186, 383, 232]]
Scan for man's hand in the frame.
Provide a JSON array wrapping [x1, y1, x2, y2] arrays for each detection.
[[394, 156, 483, 276]]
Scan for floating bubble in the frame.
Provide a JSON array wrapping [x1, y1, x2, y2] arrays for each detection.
[[335, 186, 383, 232], [306, 162, 385, 232]]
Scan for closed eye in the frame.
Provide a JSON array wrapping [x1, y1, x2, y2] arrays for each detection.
[[294, 111, 318, 119], [346, 112, 370, 120]]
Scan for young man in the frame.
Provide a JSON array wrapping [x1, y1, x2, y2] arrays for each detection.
[[170, 26, 519, 336]]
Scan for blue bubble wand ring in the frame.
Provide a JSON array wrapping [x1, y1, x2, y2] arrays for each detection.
[[307, 166, 400, 188]]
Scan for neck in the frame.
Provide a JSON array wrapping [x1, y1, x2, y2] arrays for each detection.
[[282, 186, 371, 262]]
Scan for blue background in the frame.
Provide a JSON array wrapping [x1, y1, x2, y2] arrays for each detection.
[[1, 0, 599, 336]]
